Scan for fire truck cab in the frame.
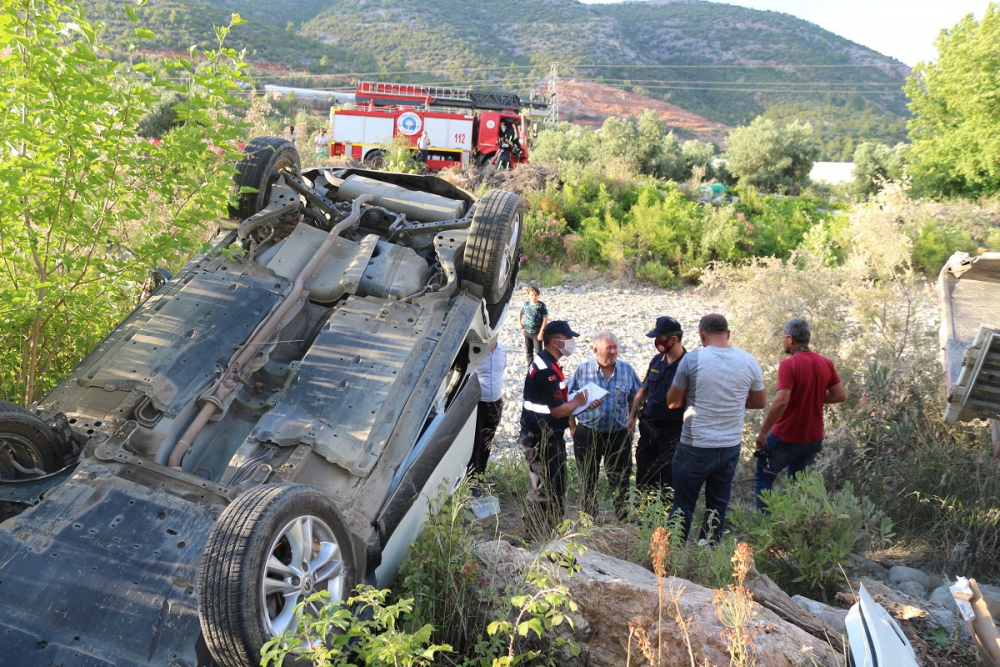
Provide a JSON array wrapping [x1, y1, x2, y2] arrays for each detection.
[[329, 82, 541, 171]]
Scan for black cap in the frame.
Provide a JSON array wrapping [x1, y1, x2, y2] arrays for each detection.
[[646, 316, 683, 338], [543, 320, 579, 338]]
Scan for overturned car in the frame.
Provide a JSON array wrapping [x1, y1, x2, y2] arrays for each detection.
[[0, 137, 522, 667]]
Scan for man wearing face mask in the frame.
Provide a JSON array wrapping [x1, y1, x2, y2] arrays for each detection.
[[519, 320, 590, 532], [628, 316, 687, 496]]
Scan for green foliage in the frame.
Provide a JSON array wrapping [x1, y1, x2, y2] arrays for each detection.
[[724, 117, 820, 194], [260, 587, 451, 667], [530, 116, 715, 182], [909, 220, 976, 275], [851, 141, 906, 196], [136, 91, 185, 138], [743, 470, 893, 596], [395, 484, 488, 658], [520, 211, 568, 266], [0, 0, 249, 403], [906, 5, 1000, 197]]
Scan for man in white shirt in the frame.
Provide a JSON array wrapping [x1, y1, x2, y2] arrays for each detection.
[[666, 313, 766, 543], [469, 341, 507, 481]]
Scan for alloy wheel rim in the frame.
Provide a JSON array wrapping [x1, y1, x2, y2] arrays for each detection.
[[260, 514, 345, 639]]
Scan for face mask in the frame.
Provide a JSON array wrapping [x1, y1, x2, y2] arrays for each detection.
[[559, 338, 577, 356], [655, 339, 673, 354]]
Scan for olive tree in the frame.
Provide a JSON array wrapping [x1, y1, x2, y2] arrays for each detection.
[[0, 0, 250, 403], [851, 142, 906, 197], [724, 117, 820, 194]]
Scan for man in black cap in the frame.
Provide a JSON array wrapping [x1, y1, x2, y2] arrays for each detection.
[[519, 320, 591, 533], [627, 316, 687, 495]]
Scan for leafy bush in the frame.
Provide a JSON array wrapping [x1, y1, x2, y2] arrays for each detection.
[[520, 211, 568, 267], [0, 0, 249, 403], [260, 587, 451, 667], [743, 470, 893, 596]]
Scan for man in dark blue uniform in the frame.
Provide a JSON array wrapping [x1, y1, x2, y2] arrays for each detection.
[[627, 316, 687, 495], [519, 320, 590, 533]]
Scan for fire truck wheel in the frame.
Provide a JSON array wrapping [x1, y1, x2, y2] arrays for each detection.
[[363, 150, 385, 169], [229, 136, 301, 221], [464, 191, 523, 316]]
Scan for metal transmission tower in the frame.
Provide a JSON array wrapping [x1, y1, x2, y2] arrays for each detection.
[[546, 63, 559, 126]]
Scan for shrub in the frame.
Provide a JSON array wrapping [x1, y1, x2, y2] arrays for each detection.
[[260, 587, 451, 667], [743, 470, 893, 596], [724, 117, 820, 195], [520, 211, 568, 267]]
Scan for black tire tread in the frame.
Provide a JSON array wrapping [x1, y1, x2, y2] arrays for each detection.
[[198, 483, 355, 667], [464, 190, 522, 305], [0, 400, 70, 471], [229, 137, 300, 221]]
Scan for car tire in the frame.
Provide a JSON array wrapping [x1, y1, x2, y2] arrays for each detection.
[[198, 483, 356, 667], [363, 149, 385, 169], [464, 190, 523, 315], [0, 401, 70, 479], [229, 136, 301, 222]]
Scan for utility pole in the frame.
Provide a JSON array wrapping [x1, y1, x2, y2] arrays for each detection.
[[546, 62, 559, 127]]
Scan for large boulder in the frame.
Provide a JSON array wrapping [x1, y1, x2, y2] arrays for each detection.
[[476, 540, 841, 667]]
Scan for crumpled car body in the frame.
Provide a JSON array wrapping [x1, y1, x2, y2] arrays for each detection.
[[0, 137, 522, 667]]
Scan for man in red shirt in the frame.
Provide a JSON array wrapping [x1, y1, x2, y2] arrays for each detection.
[[754, 318, 847, 511]]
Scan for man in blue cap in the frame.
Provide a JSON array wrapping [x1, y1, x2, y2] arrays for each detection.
[[519, 320, 591, 533], [628, 316, 687, 495]]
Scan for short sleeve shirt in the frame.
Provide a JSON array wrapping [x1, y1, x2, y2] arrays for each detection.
[[520, 350, 569, 431], [476, 342, 507, 403], [568, 358, 642, 432], [641, 351, 686, 422], [520, 301, 548, 334], [672, 346, 764, 448], [771, 351, 841, 444]]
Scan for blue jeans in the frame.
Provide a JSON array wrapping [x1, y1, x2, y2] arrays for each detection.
[[754, 433, 823, 511], [670, 443, 740, 543]]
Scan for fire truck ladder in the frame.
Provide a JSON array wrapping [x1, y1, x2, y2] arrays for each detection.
[[355, 81, 547, 112]]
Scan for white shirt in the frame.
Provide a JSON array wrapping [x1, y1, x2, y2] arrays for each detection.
[[314, 133, 329, 148], [417, 134, 430, 150], [476, 342, 507, 402]]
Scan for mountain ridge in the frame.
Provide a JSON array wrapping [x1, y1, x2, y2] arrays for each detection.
[[84, 0, 911, 159]]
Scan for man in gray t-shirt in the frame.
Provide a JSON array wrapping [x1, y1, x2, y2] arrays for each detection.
[[666, 314, 765, 542]]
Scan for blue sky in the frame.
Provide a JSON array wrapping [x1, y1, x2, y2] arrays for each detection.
[[578, 0, 991, 66]]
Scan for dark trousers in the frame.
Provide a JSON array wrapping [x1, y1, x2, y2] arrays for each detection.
[[523, 331, 542, 364], [518, 422, 566, 533], [754, 433, 823, 511], [635, 418, 682, 496], [670, 443, 740, 543], [573, 424, 632, 520], [469, 399, 504, 477]]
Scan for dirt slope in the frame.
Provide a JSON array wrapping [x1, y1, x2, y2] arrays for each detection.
[[540, 78, 729, 145]]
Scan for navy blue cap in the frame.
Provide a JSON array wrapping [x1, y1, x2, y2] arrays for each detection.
[[543, 320, 579, 338], [646, 316, 683, 338]]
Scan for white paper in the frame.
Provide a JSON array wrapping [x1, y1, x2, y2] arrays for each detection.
[[568, 382, 609, 416]]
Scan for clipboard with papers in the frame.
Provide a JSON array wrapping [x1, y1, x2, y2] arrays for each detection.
[[568, 382, 609, 416]]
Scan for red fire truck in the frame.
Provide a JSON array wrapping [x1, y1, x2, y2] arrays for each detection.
[[329, 81, 547, 170]]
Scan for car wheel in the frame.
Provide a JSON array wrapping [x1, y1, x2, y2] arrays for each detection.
[[363, 149, 385, 169], [198, 483, 356, 667], [229, 136, 301, 222], [464, 190, 523, 314], [0, 401, 70, 480]]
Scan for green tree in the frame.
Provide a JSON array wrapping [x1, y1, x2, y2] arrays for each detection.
[[724, 116, 820, 194], [135, 91, 185, 138], [851, 141, 906, 196], [0, 0, 250, 403], [906, 4, 1000, 197]]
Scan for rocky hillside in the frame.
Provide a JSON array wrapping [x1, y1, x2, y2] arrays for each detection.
[[84, 0, 911, 157]]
